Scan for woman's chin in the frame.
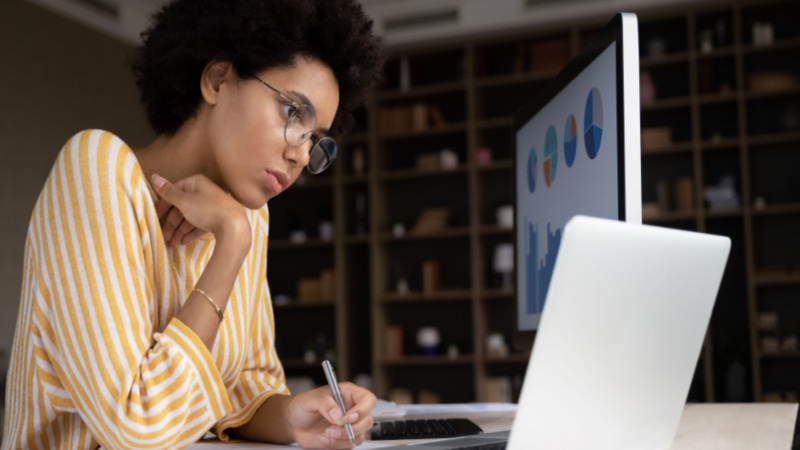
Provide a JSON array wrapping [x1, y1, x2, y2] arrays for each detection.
[[232, 189, 271, 210]]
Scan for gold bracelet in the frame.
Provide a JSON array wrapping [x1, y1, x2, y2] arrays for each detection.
[[193, 288, 224, 321]]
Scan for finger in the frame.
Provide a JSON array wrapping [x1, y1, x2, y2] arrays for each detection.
[[161, 207, 185, 244], [181, 227, 209, 245], [324, 427, 358, 449], [348, 413, 374, 437], [170, 218, 196, 247], [152, 174, 185, 209], [299, 386, 345, 426], [339, 383, 377, 422], [327, 422, 371, 447], [155, 199, 172, 224]]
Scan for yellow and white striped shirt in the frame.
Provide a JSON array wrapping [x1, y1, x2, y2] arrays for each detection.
[[3, 129, 288, 449]]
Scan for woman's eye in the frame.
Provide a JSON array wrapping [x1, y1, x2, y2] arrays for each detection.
[[282, 103, 298, 118]]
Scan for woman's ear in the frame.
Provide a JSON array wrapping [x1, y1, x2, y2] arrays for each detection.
[[200, 60, 234, 106]]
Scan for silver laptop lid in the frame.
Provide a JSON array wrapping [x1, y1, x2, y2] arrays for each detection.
[[509, 215, 730, 450]]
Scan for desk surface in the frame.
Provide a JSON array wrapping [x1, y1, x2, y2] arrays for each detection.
[[375, 403, 798, 450], [190, 403, 798, 449]]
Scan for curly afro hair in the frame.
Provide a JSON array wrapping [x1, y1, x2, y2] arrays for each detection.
[[130, 0, 385, 137]]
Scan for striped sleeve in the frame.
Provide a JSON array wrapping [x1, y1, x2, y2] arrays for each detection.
[[30, 130, 231, 449], [214, 207, 289, 441]]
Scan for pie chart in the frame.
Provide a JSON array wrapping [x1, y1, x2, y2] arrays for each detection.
[[544, 125, 558, 188], [564, 114, 577, 167], [527, 147, 537, 193], [584, 87, 603, 159]]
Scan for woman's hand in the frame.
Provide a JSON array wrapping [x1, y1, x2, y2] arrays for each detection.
[[287, 383, 377, 449], [151, 173, 251, 251]]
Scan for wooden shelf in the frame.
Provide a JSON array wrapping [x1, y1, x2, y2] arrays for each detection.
[[640, 51, 689, 68], [484, 352, 530, 364], [378, 166, 469, 181], [476, 159, 512, 172], [643, 210, 698, 224], [694, 46, 736, 60], [474, 69, 560, 88], [381, 355, 475, 366], [343, 234, 370, 245], [380, 290, 472, 303], [742, 36, 800, 55], [270, 0, 800, 404], [697, 92, 737, 105], [641, 96, 691, 111], [748, 132, 800, 147], [701, 137, 741, 150], [377, 123, 467, 140], [641, 141, 693, 155], [479, 225, 513, 235], [377, 80, 466, 101], [480, 289, 514, 300], [751, 203, 800, 216], [274, 302, 335, 311], [706, 208, 743, 219], [269, 238, 334, 249], [754, 275, 800, 286], [379, 227, 471, 242], [760, 351, 800, 359], [746, 87, 800, 101]]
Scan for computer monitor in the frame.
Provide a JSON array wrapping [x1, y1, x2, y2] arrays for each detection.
[[513, 13, 642, 351]]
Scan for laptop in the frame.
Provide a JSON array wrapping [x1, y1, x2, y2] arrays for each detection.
[[376, 215, 731, 450]]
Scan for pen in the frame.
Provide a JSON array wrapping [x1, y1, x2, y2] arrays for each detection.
[[322, 360, 357, 447]]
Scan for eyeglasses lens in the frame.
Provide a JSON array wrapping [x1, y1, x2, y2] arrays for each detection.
[[308, 137, 337, 174], [285, 106, 316, 146]]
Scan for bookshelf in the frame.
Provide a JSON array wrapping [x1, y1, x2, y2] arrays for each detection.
[[266, 0, 800, 403]]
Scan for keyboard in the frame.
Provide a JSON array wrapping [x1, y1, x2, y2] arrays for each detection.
[[371, 418, 484, 440]]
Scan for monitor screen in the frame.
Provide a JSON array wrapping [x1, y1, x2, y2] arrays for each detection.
[[512, 13, 641, 346], [515, 43, 619, 332]]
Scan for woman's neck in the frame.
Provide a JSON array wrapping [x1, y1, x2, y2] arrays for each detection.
[[132, 118, 222, 190]]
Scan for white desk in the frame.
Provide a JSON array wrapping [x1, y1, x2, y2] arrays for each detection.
[[190, 403, 798, 449], [370, 403, 798, 449]]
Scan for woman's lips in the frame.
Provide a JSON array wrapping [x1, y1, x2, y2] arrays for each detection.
[[265, 171, 284, 194]]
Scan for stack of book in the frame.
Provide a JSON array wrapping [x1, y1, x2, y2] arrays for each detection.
[[378, 103, 446, 133]]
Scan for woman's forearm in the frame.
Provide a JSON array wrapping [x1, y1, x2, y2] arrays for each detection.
[[175, 223, 251, 349], [228, 394, 295, 443]]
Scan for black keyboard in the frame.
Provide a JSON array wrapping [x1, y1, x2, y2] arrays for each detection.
[[371, 418, 484, 440], [455, 444, 506, 450]]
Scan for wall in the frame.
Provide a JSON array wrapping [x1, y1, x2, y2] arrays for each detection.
[[0, 0, 155, 373]]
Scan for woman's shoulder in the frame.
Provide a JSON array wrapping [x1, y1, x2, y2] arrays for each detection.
[[56, 129, 140, 184], [44, 129, 150, 211], [60, 129, 135, 161]]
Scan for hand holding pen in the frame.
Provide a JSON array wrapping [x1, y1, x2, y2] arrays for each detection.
[[282, 360, 377, 448], [323, 360, 357, 446]]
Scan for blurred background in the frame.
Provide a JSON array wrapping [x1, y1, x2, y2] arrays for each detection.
[[1, 0, 799, 429]]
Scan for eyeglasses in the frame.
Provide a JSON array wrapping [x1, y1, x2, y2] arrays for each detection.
[[254, 76, 337, 174]]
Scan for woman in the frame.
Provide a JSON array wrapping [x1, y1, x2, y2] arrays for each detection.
[[3, 0, 385, 448]]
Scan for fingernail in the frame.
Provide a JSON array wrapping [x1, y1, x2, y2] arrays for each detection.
[[329, 408, 342, 422], [152, 174, 166, 189], [326, 428, 342, 439], [348, 412, 359, 423], [318, 436, 330, 447]]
